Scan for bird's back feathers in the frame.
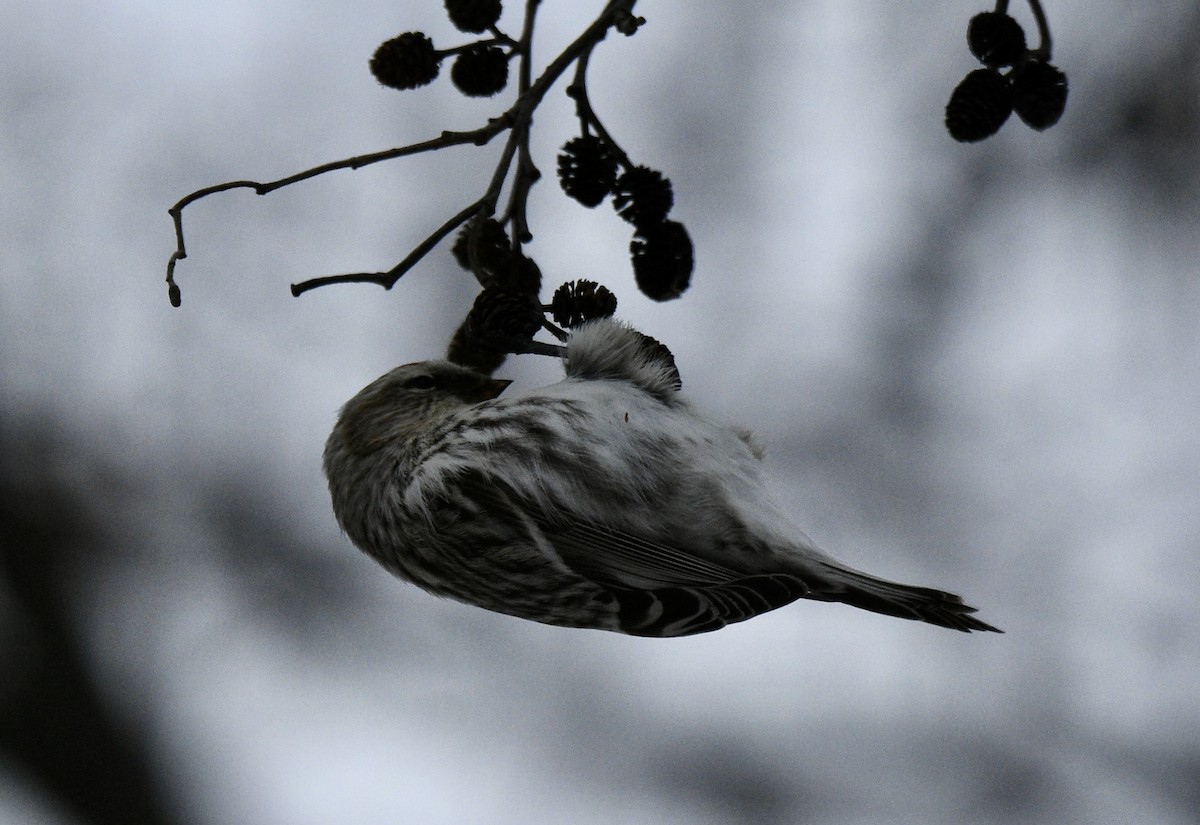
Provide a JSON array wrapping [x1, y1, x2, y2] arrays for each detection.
[[564, 320, 682, 401]]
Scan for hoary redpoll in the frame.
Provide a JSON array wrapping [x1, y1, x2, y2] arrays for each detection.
[[324, 319, 1001, 636]]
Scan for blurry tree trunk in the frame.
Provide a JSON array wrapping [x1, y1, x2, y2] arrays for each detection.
[[0, 424, 181, 825]]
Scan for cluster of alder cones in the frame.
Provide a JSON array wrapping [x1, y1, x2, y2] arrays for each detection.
[[945, 10, 1068, 142], [369, 0, 693, 369]]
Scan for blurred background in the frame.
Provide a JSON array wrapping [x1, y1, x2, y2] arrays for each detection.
[[3, 1, 1198, 823]]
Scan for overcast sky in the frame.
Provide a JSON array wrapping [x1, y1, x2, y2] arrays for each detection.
[[3, 2, 1199, 824]]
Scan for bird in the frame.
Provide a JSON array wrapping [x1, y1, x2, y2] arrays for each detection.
[[323, 318, 1001, 636]]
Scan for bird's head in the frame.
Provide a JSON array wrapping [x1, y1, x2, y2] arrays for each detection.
[[327, 361, 511, 460]]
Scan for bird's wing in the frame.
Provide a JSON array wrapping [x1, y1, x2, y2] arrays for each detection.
[[544, 513, 812, 637], [459, 473, 809, 636]]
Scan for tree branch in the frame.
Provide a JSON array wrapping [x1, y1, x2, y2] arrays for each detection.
[[166, 0, 639, 307], [567, 46, 634, 169], [290, 198, 487, 296], [165, 124, 509, 305], [1025, 0, 1053, 59]]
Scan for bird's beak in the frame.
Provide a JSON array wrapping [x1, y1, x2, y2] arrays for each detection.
[[475, 378, 512, 401]]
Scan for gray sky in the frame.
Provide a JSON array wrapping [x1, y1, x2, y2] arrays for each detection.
[[3, 1, 1199, 824]]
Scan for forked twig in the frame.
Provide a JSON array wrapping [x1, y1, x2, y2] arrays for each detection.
[[166, 0, 639, 307]]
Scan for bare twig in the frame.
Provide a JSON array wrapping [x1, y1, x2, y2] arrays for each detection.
[[513, 339, 565, 357], [166, 0, 639, 306], [436, 37, 515, 58], [991, 0, 1051, 59], [166, 124, 509, 304], [540, 317, 569, 342], [1025, 0, 1053, 59], [567, 46, 633, 169], [290, 198, 487, 296], [505, 0, 544, 247]]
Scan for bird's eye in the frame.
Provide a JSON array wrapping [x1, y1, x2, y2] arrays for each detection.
[[404, 374, 436, 390]]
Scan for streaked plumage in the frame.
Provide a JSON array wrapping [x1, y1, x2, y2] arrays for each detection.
[[324, 319, 1001, 636]]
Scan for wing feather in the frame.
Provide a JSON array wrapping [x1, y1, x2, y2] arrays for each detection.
[[456, 473, 809, 636]]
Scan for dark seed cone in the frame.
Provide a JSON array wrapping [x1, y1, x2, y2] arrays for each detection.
[[613, 166, 674, 227], [550, 280, 618, 328], [452, 218, 513, 275], [967, 12, 1027, 68], [456, 287, 543, 360], [445, 0, 502, 34], [450, 45, 509, 97], [496, 254, 542, 294], [557, 136, 618, 208], [447, 317, 508, 374], [630, 220, 693, 301], [371, 33, 440, 90], [1013, 60, 1068, 130], [945, 68, 1014, 142]]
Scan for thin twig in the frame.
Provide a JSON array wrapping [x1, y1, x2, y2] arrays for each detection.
[[166, 0, 639, 305], [451, 0, 636, 286], [518, 0, 539, 95], [567, 46, 633, 169], [436, 37, 514, 58], [540, 317, 569, 342], [513, 339, 565, 357], [166, 124, 508, 303], [505, 0, 543, 247], [487, 26, 520, 49], [992, 0, 1051, 60], [1024, 0, 1052, 59], [290, 198, 486, 296]]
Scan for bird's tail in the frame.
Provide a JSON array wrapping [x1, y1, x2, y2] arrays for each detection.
[[809, 562, 1002, 633]]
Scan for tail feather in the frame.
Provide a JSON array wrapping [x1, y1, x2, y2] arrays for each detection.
[[812, 563, 1002, 633]]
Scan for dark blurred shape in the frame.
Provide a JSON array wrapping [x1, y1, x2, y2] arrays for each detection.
[[0, 410, 380, 825], [0, 418, 181, 825], [652, 731, 810, 825], [1125, 745, 1200, 815], [1076, 8, 1200, 204], [968, 743, 1062, 819], [198, 475, 377, 641]]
